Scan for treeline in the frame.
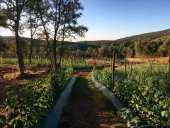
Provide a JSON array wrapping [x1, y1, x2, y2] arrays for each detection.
[[77, 29, 170, 58], [1, 32, 170, 62]]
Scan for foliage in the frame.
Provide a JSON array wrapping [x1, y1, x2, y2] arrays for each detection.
[[2, 28, 170, 60], [0, 67, 73, 128], [135, 40, 163, 57], [0, 58, 96, 69], [0, 0, 28, 74], [94, 68, 112, 89], [94, 65, 170, 127], [0, 36, 7, 52], [0, 58, 50, 66]]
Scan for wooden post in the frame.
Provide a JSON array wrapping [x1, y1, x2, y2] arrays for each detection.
[[150, 62, 153, 74], [125, 59, 127, 78], [130, 62, 133, 75], [168, 57, 170, 79], [112, 52, 116, 90], [69, 56, 72, 67], [110, 58, 112, 71], [0, 54, 2, 64], [168, 57, 170, 74], [93, 57, 96, 71]]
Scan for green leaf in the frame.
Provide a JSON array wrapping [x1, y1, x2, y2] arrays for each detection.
[[7, 112, 19, 122], [14, 120, 24, 128], [0, 114, 6, 126], [161, 111, 169, 117]]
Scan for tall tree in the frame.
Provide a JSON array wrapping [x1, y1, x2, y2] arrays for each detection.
[[86, 47, 93, 58], [36, 0, 88, 71], [25, 1, 40, 64], [35, 0, 55, 71], [0, 36, 7, 52], [0, 0, 26, 75], [57, 0, 88, 67]]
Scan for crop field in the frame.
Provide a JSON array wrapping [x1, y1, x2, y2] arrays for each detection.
[[0, 57, 95, 68], [94, 63, 170, 127], [1, 56, 170, 127], [0, 66, 73, 127], [0, 57, 105, 127], [127, 57, 169, 64], [0, 58, 50, 66]]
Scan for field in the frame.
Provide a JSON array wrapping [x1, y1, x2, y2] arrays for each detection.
[[0, 57, 96, 103], [94, 62, 170, 127], [0, 57, 170, 127], [127, 57, 169, 64], [0, 58, 74, 127]]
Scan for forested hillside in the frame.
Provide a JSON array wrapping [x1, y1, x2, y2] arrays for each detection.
[[1, 29, 170, 59]]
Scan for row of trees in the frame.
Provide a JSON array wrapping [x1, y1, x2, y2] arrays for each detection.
[[77, 37, 170, 59], [0, 0, 88, 75], [135, 38, 170, 57], [1, 36, 170, 62]]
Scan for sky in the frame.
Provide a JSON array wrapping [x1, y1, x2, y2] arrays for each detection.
[[77, 0, 170, 41], [0, 0, 170, 41]]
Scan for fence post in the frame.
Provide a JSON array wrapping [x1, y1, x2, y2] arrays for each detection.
[[168, 57, 170, 79], [125, 59, 127, 78], [69, 57, 72, 67], [110, 58, 112, 71], [0, 54, 2, 64], [93, 57, 96, 71], [112, 52, 116, 90], [150, 62, 153, 74], [130, 62, 133, 75], [169, 57, 170, 74]]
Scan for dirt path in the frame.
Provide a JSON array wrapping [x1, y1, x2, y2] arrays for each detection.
[[59, 72, 126, 128]]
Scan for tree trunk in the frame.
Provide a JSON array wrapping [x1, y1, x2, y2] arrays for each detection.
[[52, 28, 57, 71], [112, 52, 116, 90], [52, 14, 60, 71], [52, 2, 61, 71], [15, 29, 25, 75], [37, 2, 54, 71], [29, 14, 33, 64], [29, 32, 33, 64], [59, 24, 65, 68], [46, 33, 54, 71], [59, 41, 63, 68], [15, 1, 25, 75]]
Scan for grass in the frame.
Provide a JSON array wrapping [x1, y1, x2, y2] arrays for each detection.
[[86, 77, 126, 128], [68, 76, 126, 128], [0, 58, 96, 68], [0, 58, 50, 66], [127, 57, 169, 64]]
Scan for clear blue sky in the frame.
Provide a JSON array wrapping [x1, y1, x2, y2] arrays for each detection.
[[77, 0, 170, 41], [0, 0, 170, 41]]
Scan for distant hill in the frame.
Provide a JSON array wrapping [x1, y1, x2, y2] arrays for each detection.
[[2, 28, 170, 51], [73, 29, 170, 48], [116, 29, 170, 43]]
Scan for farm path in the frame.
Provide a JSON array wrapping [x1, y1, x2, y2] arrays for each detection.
[[59, 71, 126, 128]]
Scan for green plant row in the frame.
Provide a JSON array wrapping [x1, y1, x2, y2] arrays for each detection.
[[0, 58, 50, 67], [0, 58, 95, 68], [62, 59, 94, 68], [94, 64, 170, 127], [94, 68, 113, 89], [0, 68, 73, 128]]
